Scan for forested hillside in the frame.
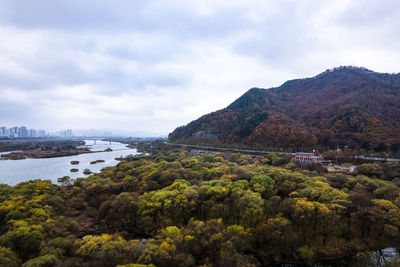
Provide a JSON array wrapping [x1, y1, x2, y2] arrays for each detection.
[[169, 66, 400, 152], [1, 149, 400, 266]]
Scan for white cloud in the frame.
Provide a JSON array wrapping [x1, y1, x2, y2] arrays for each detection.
[[0, 0, 400, 133]]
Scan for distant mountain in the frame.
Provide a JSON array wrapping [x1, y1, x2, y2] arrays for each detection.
[[169, 66, 400, 152]]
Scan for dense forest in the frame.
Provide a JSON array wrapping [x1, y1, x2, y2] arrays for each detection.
[[1, 145, 400, 266], [169, 66, 400, 153]]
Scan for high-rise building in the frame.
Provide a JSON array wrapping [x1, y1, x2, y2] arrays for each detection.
[[28, 129, 37, 138], [59, 129, 73, 137], [10, 127, 19, 138], [0, 126, 49, 139], [0, 126, 7, 138], [18, 126, 28, 138], [38, 130, 46, 138]]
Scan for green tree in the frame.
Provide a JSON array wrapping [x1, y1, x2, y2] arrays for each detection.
[[250, 175, 276, 199], [0, 246, 21, 267]]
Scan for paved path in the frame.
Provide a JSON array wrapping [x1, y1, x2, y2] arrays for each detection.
[[355, 155, 400, 162], [174, 144, 295, 155], [175, 144, 400, 162]]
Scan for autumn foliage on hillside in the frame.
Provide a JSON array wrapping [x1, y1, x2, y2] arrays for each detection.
[[169, 67, 400, 152]]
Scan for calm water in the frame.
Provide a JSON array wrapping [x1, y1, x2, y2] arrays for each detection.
[[0, 140, 138, 185]]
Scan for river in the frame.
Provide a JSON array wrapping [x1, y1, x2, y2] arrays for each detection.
[[0, 140, 138, 185]]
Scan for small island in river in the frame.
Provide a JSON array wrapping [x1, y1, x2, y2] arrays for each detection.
[[0, 148, 92, 160], [90, 159, 105, 164], [0, 139, 92, 160]]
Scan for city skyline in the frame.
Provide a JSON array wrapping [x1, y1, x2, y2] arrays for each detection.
[[0, 125, 164, 138], [0, 126, 47, 139]]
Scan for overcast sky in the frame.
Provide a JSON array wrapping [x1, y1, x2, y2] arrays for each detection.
[[1, 0, 400, 134]]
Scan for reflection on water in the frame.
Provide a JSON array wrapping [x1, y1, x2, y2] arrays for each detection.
[[0, 140, 138, 185]]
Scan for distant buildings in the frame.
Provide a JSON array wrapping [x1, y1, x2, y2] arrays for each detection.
[[0, 126, 117, 139], [38, 130, 46, 138], [0, 126, 47, 139], [19, 127, 28, 138], [0, 126, 7, 138], [59, 129, 73, 138], [28, 129, 37, 138], [10, 127, 18, 138]]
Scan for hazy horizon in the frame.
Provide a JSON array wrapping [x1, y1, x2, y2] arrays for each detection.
[[1, 0, 400, 133], [0, 126, 167, 137]]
